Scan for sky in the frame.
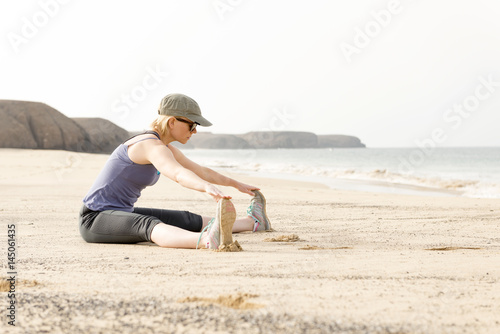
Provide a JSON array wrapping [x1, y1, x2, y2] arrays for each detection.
[[1, 0, 500, 147]]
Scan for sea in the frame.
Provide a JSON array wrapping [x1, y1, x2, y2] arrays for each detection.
[[181, 147, 500, 199]]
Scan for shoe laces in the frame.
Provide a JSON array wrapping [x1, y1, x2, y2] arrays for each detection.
[[247, 200, 263, 220], [247, 201, 263, 232], [196, 218, 215, 249]]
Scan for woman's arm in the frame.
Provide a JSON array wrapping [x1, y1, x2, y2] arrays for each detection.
[[144, 142, 230, 200], [168, 145, 259, 196]]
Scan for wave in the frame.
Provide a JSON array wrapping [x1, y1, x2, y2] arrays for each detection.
[[326, 168, 500, 198], [204, 161, 500, 198]]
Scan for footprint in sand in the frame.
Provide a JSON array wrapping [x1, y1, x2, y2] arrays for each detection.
[[299, 245, 352, 250], [178, 293, 262, 309], [425, 247, 481, 251], [0, 278, 40, 292]]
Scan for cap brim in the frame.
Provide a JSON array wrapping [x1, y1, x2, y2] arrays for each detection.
[[186, 115, 212, 127]]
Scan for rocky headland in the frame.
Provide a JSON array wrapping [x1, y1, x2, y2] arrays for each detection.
[[0, 100, 365, 153], [178, 131, 365, 149], [0, 100, 130, 153]]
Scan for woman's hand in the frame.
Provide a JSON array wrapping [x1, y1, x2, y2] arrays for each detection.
[[205, 184, 231, 201], [234, 181, 260, 196]]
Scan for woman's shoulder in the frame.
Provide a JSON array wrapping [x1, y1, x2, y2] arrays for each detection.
[[125, 133, 165, 165]]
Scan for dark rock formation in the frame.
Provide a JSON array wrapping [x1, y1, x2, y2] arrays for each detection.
[[72, 118, 130, 153], [0, 100, 365, 152], [0, 100, 129, 153], [318, 135, 366, 148], [0, 100, 90, 151], [240, 131, 318, 149], [187, 133, 251, 149], [166, 131, 365, 149], [182, 131, 365, 149]]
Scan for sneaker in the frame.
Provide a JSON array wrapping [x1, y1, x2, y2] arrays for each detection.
[[247, 190, 271, 232], [197, 198, 236, 249]]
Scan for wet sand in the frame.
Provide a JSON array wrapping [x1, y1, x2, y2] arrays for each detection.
[[1, 149, 499, 333]]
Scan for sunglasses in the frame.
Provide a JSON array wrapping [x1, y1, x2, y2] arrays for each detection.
[[175, 117, 198, 132]]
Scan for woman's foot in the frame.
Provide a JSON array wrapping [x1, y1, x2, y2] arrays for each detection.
[[198, 198, 237, 249], [247, 190, 272, 232]]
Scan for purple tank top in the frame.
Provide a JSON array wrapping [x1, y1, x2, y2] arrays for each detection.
[[83, 136, 161, 212]]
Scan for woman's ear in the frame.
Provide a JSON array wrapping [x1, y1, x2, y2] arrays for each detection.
[[167, 117, 175, 129]]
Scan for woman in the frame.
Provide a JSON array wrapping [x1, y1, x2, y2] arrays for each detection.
[[79, 93, 271, 250]]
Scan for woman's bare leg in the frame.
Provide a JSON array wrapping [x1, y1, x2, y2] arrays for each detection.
[[150, 223, 206, 248], [150, 217, 255, 249]]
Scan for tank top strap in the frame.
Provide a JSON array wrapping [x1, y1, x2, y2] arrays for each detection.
[[122, 130, 161, 144], [143, 130, 161, 140]]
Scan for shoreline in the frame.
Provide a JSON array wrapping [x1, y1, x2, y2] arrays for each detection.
[[1, 149, 500, 333], [180, 147, 500, 200], [237, 169, 463, 198]]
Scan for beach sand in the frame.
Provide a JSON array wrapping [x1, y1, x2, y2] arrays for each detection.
[[1, 148, 499, 333]]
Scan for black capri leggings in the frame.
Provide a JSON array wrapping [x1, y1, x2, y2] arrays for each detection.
[[79, 205, 203, 244]]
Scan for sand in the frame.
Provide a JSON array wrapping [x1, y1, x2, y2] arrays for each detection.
[[0, 148, 499, 333]]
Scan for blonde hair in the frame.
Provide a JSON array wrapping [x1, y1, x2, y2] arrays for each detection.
[[150, 115, 174, 138]]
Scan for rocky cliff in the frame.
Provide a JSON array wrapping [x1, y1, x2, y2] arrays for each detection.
[[0, 100, 129, 153], [317, 134, 365, 148], [182, 131, 365, 149], [186, 132, 251, 149], [72, 118, 130, 153], [0, 100, 89, 151], [240, 131, 319, 149], [0, 100, 365, 152]]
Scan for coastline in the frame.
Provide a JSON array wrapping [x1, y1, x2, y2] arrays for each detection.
[[1, 149, 499, 333], [180, 147, 500, 199], [237, 169, 463, 198]]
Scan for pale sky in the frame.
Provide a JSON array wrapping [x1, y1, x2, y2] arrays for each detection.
[[1, 0, 500, 147]]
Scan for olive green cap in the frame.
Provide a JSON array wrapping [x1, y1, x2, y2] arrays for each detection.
[[158, 93, 212, 127]]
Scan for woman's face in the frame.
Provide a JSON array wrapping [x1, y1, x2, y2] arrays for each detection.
[[171, 117, 197, 144]]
